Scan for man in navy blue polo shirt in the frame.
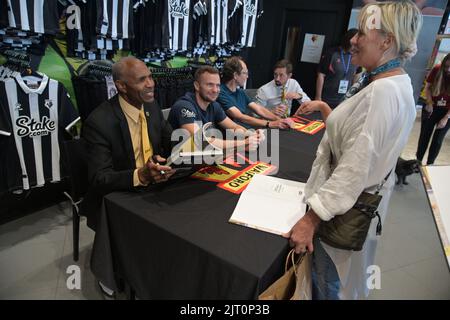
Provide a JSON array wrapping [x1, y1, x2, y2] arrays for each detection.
[[169, 66, 263, 150], [217, 56, 290, 130]]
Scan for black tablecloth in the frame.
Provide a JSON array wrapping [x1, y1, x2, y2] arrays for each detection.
[[91, 119, 324, 299]]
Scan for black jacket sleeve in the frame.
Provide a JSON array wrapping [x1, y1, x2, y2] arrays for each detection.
[[82, 107, 134, 194]]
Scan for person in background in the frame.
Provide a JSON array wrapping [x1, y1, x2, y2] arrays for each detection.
[[217, 56, 290, 130], [168, 65, 264, 151], [255, 59, 311, 117], [416, 53, 450, 165], [286, 0, 422, 299], [315, 29, 359, 109]]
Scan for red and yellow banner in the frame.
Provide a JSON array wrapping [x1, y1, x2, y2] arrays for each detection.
[[217, 162, 277, 194], [299, 121, 325, 135], [191, 164, 239, 182], [289, 116, 325, 135]]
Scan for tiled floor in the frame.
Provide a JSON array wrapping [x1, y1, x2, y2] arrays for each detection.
[[0, 110, 449, 300]]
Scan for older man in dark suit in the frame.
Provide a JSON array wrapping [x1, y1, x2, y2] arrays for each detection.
[[81, 57, 175, 232]]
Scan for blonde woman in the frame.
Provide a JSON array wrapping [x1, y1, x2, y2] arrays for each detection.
[[285, 1, 423, 299], [416, 53, 450, 165]]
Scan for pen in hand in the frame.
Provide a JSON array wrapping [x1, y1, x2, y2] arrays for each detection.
[[151, 155, 166, 175]]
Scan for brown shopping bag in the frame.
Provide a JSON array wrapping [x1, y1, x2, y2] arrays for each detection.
[[259, 249, 312, 300]]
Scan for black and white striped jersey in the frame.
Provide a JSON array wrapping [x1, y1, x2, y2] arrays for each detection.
[[65, 0, 86, 56], [0, 74, 80, 192], [131, 0, 165, 56], [239, 0, 262, 47], [0, 0, 8, 28], [163, 0, 193, 51], [96, 0, 134, 40], [228, 0, 262, 47], [5, 0, 60, 35], [191, 0, 208, 47], [208, 0, 229, 45]]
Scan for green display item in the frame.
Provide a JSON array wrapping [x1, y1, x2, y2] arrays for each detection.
[[53, 38, 85, 73], [38, 45, 78, 109], [169, 56, 188, 68]]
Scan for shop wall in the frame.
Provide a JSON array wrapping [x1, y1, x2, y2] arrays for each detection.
[[244, 0, 354, 97]]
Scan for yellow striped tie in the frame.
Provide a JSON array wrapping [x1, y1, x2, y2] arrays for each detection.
[[139, 108, 153, 163]]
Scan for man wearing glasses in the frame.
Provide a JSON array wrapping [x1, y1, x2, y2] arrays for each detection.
[[256, 59, 310, 117], [217, 56, 290, 130]]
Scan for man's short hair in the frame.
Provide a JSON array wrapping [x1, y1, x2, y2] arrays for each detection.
[[273, 59, 293, 74], [341, 29, 358, 51], [221, 56, 244, 83], [194, 66, 220, 82]]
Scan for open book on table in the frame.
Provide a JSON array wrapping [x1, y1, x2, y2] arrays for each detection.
[[229, 174, 307, 235]]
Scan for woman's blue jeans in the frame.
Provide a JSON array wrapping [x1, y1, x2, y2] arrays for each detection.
[[312, 237, 341, 300]]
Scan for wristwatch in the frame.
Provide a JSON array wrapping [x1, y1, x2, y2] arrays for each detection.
[[265, 121, 270, 128]]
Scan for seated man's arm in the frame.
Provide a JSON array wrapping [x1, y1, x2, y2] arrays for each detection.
[[180, 122, 231, 150], [82, 119, 136, 192], [248, 102, 280, 120], [179, 123, 198, 137], [218, 116, 265, 150], [181, 119, 253, 150], [226, 105, 289, 129], [255, 87, 268, 107], [285, 82, 311, 103], [226, 106, 270, 127], [218, 116, 247, 134]]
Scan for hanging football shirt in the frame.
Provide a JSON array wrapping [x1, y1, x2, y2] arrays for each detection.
[[6, 0, 60, 35], [208, 0, 229, 45], [96, 0, 134, 39], [0, 74, 80, 192], [163, 0, 193, 51], [239, 0, 262, 47]]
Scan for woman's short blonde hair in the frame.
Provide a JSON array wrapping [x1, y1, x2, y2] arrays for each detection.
[[358, 0, 423, 61]]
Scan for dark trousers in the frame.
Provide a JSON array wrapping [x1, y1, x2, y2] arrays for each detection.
[[416, 107, 450, 164]]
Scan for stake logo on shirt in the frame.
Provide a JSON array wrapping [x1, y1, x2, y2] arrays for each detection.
[[181, 108, 196, 118], [169, 0, 189, 18], [244, 2, 256, 16], [16, 115, 56, 138]]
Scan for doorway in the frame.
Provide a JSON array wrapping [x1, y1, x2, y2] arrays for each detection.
[[280, 6, 351, 98], [246, 0, 353, 98]]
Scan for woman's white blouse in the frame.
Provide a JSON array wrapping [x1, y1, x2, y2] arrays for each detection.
[[305, 74, 416, 221]]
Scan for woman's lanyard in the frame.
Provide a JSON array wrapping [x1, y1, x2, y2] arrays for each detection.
[[344, 58, 401, 100], [338, 50, 353, 94]]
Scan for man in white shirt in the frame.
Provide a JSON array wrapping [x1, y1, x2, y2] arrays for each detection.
[[256, 59, 311, 117]]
